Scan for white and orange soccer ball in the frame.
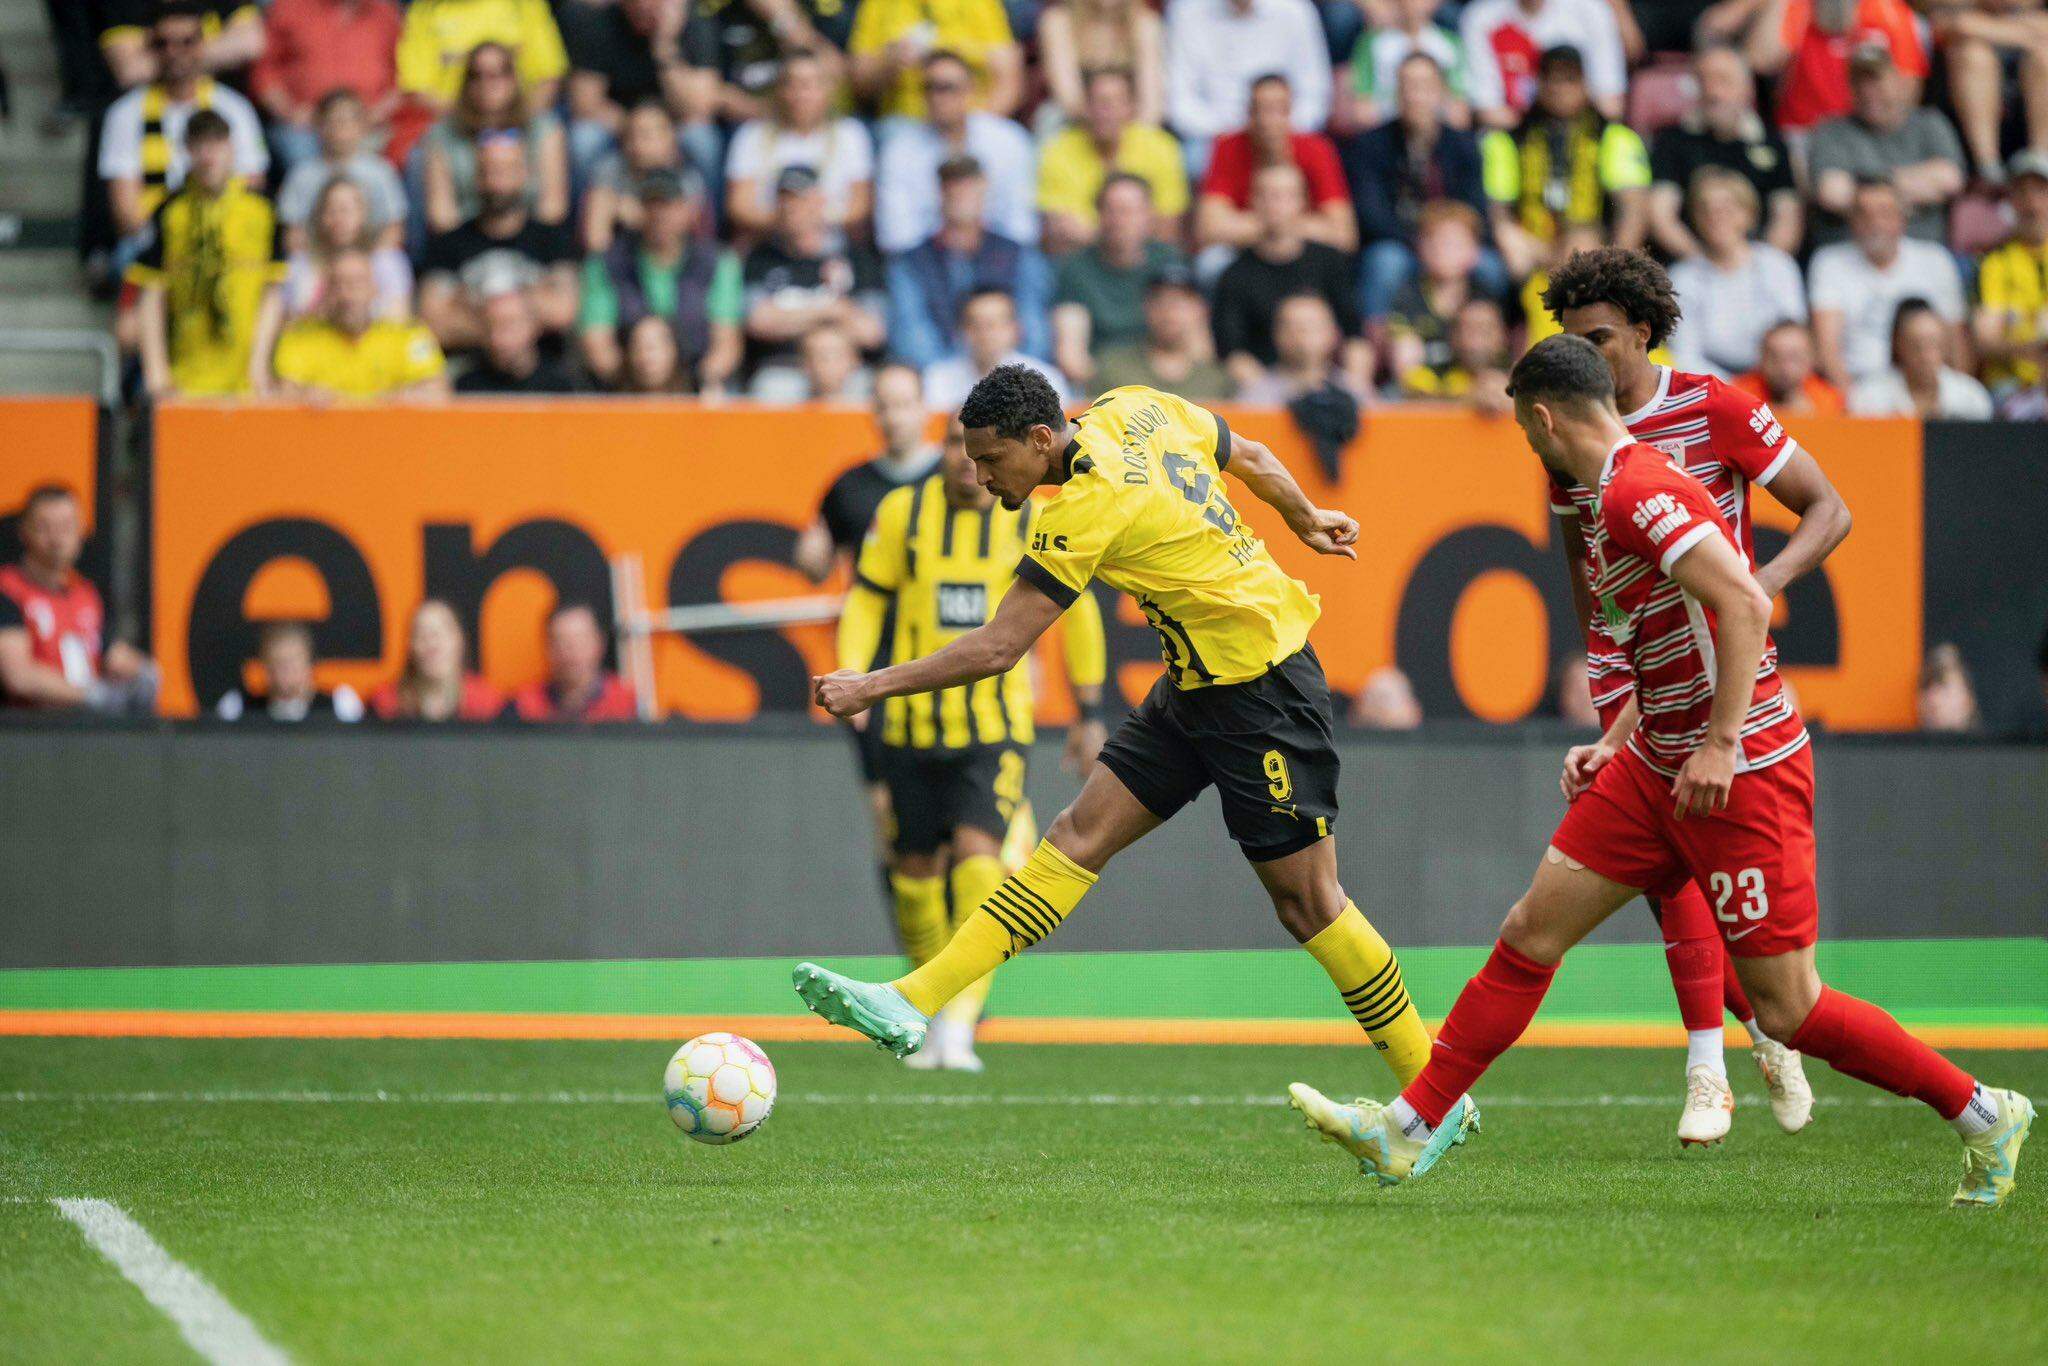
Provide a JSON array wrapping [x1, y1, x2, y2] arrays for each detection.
[[664, 1032, 777, 1145]]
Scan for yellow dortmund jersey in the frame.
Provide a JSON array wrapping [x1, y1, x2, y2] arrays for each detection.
[[274, 318, 447, 400], [1976, 237, 2048, 390], [844, 473, 1106, 750], [126, 182, 285, 397], [848, 0, 1014, 120], [397, 0, 569, 104], [1017, 386, 1320, 689]]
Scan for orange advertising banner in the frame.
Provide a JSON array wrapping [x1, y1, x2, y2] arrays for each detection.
[[1, 398, 99, 532], [150, 402, 1921, 728]]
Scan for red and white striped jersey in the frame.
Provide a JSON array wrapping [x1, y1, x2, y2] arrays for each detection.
[[1591, 440, 1808, 778], [1550, 367, 1798, 710]]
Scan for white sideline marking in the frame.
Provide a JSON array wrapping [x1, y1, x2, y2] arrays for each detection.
[[52, 1198, 291, 1366], [3, 1088, 1913, 1109]]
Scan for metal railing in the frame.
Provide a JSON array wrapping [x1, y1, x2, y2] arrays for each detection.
[[0, 328, 120, 405]]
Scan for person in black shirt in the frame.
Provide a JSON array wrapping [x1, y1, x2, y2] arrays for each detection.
[[741, 165, 885, 397], [215, 622, 364, 723], [418, 131, 579, 352], [680, 0, 853, 119], [558, 0, 691, 179], [456, 290, 584, 393], [1647, 44, 1801, 260], [1212, 163, 1370, 395]]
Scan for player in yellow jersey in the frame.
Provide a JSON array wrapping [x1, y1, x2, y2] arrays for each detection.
[[792, 367, 1445, 1101], [841, 418, 1109, 1071]]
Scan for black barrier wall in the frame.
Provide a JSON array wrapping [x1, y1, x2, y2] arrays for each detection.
[[2, 725, 2042, 970]]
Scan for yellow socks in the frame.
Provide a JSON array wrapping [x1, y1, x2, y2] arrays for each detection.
[[1305, 902, 1433, 1086], [894, 840, 1096, 1016], [937, 854, 1006, 1027], [889, 872, 949, 968]]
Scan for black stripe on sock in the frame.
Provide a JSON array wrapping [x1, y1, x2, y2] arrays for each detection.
[[1346, 973, 1407, 1018], [984, 904, 1035, 946], [1353, 992, 1414, 1033], [1341, 960, 1399, 1002], [991, 884, 1054, 933], [1008, 879, 1061, 922], [991, 888, 1053, 940]]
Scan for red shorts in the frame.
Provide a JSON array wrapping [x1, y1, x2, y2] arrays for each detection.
[[1550, 743, 1819, 957], [1595, 691, 1716, 941]]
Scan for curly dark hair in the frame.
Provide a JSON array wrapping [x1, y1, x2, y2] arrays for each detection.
[[958, 364, 1066, 439], [1540, 247, 1682, 348], [1507, 333, 1615, 405]]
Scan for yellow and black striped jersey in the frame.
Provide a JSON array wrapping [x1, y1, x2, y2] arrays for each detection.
[[1015, 386, 1320, 689], [841, 473, 1106, 751]]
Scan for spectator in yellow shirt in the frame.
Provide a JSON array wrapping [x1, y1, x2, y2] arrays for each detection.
[[1036, 68, 1188, 254], [398, 0, 569, 110], [1972, 150, 2048, 399], [849, 0, 1021, 120], [268, 250, 452, 401]]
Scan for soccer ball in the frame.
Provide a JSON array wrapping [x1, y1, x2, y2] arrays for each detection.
[[664, 1032, 777, 1145]]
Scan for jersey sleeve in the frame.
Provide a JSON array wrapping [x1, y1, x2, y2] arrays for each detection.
[[1601, 458, 1724, 575], [1058, 587, 1107, 690], [852, 484, 911, 594], [1705, 375, 1797, 485], [1014, 472, 1127, 609]]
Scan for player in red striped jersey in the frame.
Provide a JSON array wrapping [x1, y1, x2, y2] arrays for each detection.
[[1288, 336, 2033, 1207], [1540, 248, 1854, 1145]]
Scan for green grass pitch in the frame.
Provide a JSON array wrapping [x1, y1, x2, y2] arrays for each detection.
[[4, 1037, 2044, 1363]]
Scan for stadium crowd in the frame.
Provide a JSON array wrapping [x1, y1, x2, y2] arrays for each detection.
[[43, 0, 2048, 419]]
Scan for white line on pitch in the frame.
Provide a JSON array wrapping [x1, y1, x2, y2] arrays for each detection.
[[52, 1198, 290, 1366], [2, 1089, 1913, 1109]]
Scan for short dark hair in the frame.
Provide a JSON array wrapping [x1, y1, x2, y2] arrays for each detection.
[[23, 483, 78, 515], [957, 285, 1016, 322], [185, 108, 232, 145], [549, 600, 604, 632], [959, 364, 1066, 438], [1251, 72, 1291, 97], [923, 48, 972, 77], [316, 89, 365, 120], [258, 620, 314, 655], [1507, 333, 1616, 406], [1541, 246, 1682, 348], [1097, 171, 1152, 208], [1889, 295, 1937, 356], [154, 1, 205, 26]]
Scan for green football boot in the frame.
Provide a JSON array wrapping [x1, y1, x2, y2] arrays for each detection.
[[792, 963, 929, 1058]]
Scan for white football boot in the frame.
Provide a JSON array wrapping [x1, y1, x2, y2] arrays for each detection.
[[1678, 1064, 1735, 1146], [1751, 1037, 1815, 1133]]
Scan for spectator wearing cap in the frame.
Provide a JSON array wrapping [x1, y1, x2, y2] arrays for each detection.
[[508, 602, 638, 723], [1746, 0, 1928, 137], [275, 93, 411, 253], [742, 167, 887, 399], [874, 50, 1037, 254], [1036, 67, 1188, 256], [457, 289, 584, 393], [1458, 0, 1627, 128], [885, 155, 1051, 370], [396, 0, 569, 113], [1667, 167, 1808, 379], [1737, 320, 1846, 415], [418, 131, 580, 352], [266, 250, 452, 401], [217, 622, 366, 723], [418, 42, 573, 236], [726, 50, 876, 243], [850, 0, 1022, 120], [1647, 44, 1802, 261], [1195, 74, 1355, 255], [920, 288, 1073, 409], [1807, 179, 1966, 388], [1051, 176, 1188, 386], [1165, 0, 1331, 158], [1979, 152, 2048, 402], [1342, 0, 1468, 131], [1094, 267, 1233, 398], [0, 485, 157, 716], [251, 0, 405, 173], [580, 166, 746, 391], [1848, 297, 1995, 417], [1938, 1, 2048, 182], [1212, 163, 1370, 394], [1805, 45, 1965, 247], [1481, 45, 1649, 281], [582, 100, 691, 254], [1346, 51, 1496, 319]]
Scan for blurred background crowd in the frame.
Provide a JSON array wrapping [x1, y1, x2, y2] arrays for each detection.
[[27, 0, 2048, 419]]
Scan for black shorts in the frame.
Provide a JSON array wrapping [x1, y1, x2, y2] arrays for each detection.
[[1097, 645, 1338, 862], [878, 742, 1028, 856], [846, 718, 888, 785]]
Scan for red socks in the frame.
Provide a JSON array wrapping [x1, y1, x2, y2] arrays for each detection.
[[1663, 934, 1724, 1033], [1788, 986, 1977, 1119], [1401, 940, 1558, 1127], [1722, 953, 1756, 1028]]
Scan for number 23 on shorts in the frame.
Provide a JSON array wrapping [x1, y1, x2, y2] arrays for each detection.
[[1710, 867, 1769, 923]]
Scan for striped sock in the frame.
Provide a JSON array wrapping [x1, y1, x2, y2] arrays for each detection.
[[937, 854, 1006, 1028], [893, 840, 1096, 1016], [888, 872, 949, 968], [1304, 903, 1434, 1087]]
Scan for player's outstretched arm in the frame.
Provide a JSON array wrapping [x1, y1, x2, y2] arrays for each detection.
[[1226, 434, 1359, 560], [814, 578, 1066, 719], [1753, 449, 1851, 599], [1665, 534, 1774, 819]]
